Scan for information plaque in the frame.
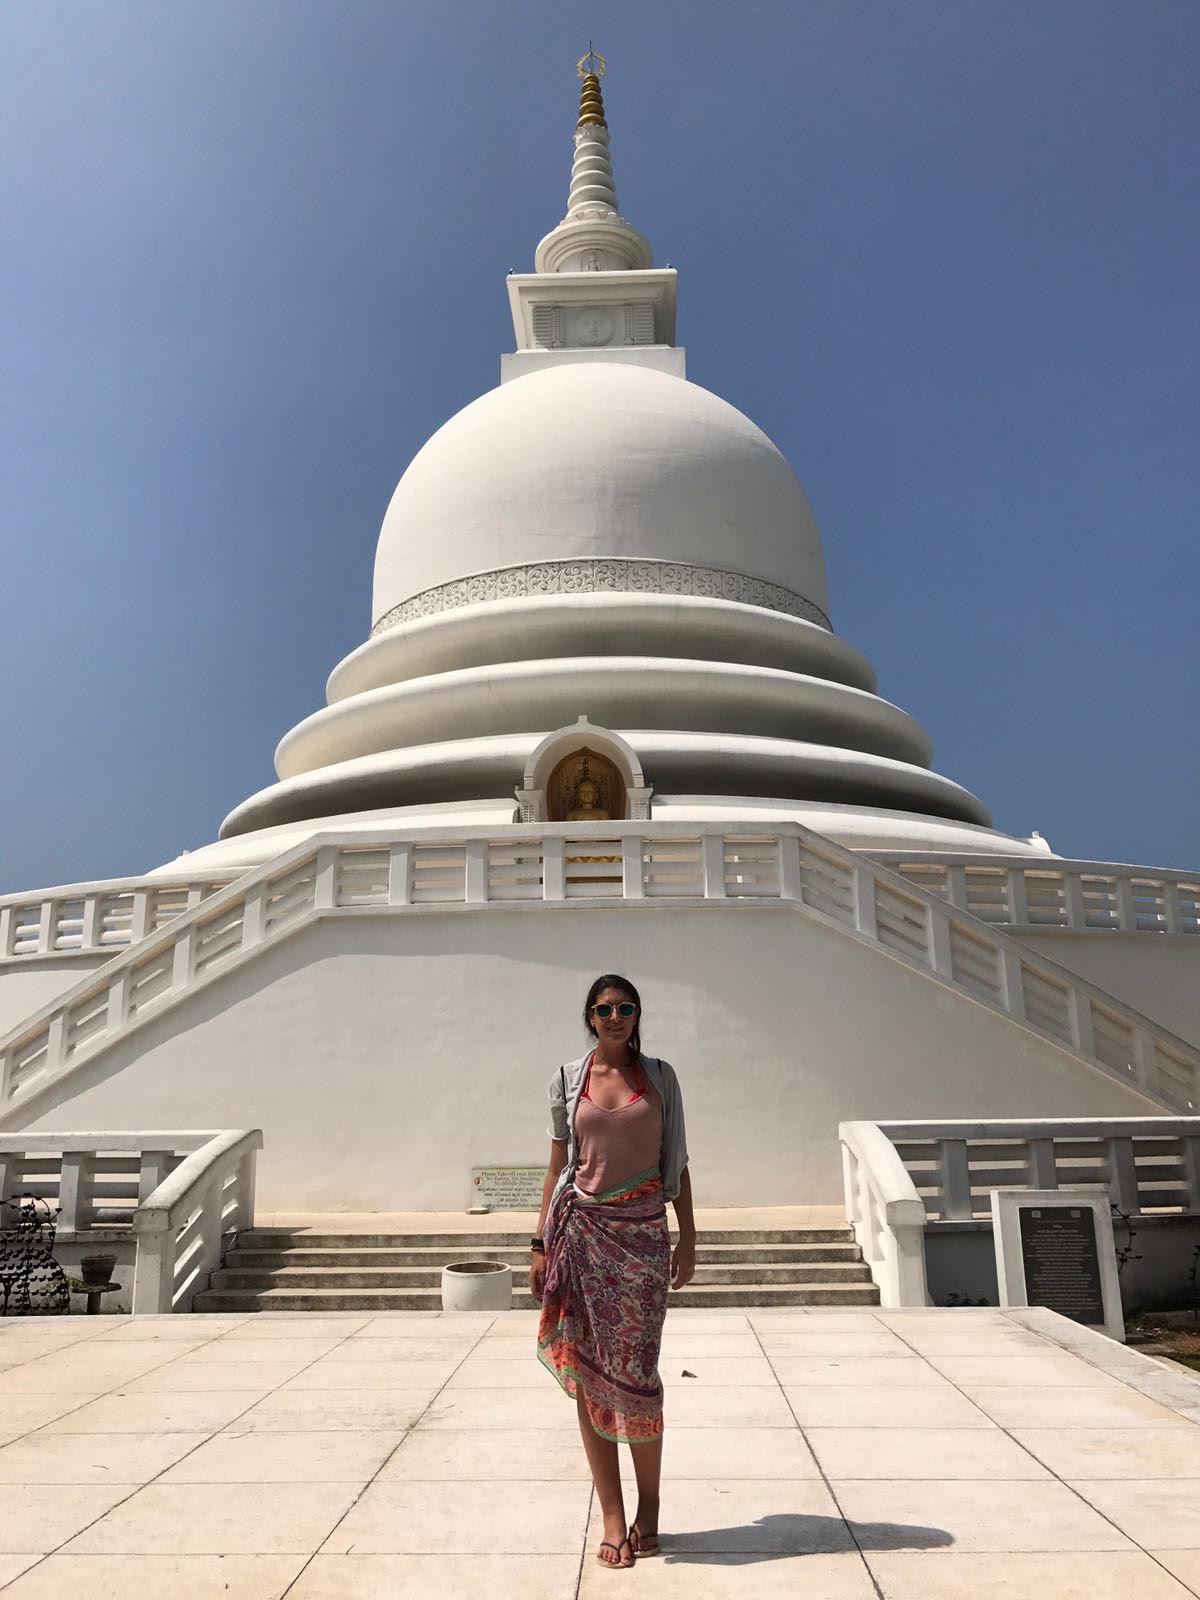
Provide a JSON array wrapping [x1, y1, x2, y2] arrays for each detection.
[[1018, 1205, 1104, 1326], [470, 1166, 547, 1211], [990, 1187, 1124, 1341]]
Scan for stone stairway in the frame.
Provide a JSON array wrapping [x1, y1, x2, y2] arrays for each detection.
[[193, 1225, 879, 1312]]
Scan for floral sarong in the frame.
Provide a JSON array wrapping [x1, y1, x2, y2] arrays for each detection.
[[537, 1170, 670, 1443]]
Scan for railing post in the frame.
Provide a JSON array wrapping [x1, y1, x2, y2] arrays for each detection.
[[776, 834, 802, 900], [1000, 950, 1026, 1018], [171, 928, 195, 991], [131, 889, 152, 943], [1182, 1137, 1200, 1213], [622, 836, 645, 900], [37, 900, 56, 955], [80, 895, 101, 953], [939, 1139, 974, 1221], [841, 1140, 859, 1231], [465, 839, 489, 905], [926, 905, 954, 978], [45, 1013, 67, 1078], [236, 1148, 258, 1233], [542, 837, 565, 901], [1132, 1030, 1161, 1099], [1068, 989, 1096, 1058], [132, 1224, 175, 1314], [314, 847, 338, 911], [1115, 876, 1139, 933], [852, 867, 877, 939], [138, 1149, 172, 1204], [1163, 881, 1182, 936], [857, 1161, 877, 1264], [1027, 1137, 1058, 1188], [197, 1176, 223, 1281], [1063, 873, 1088, 930], [0, 906, 13, 959], [106, 970, 130, 1036], [701, 835, 725, 899], [946, 865, 969, 911], [388, 842, 412, 906], [57, 1150, 93, 1233], [1005, 868, 1029, 927], [240, 882, 266, 949], [1105, 1136, 1140, 1213]]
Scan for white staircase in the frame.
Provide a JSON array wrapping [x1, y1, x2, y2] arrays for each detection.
[[2, 822, 1197, 1128]]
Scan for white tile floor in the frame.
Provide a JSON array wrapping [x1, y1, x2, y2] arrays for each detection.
[[0, 1305, 1196, 1597]]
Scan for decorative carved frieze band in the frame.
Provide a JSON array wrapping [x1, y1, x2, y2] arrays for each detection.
[[372, 559, 831, 636]]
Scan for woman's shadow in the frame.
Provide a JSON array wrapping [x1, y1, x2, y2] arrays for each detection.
[[659, 1511, 953, 1563]]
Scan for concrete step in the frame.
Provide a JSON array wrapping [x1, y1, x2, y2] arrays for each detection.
[[199, 1221, 877, 1313], [233, 1227, 856, 1250], [193, 1280, 882, 1313], [221, 1242, 864, 1268], [208, 1261, 874, 1291]]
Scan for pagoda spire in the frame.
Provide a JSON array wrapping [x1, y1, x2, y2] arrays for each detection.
[[534, 51, 653, 274]]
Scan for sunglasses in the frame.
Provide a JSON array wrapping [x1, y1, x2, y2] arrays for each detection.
[[592, 1002, 637, 1019]]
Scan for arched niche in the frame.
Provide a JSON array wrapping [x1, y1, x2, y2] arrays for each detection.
[[515, 717, 652, 823]]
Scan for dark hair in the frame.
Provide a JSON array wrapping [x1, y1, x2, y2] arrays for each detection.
[[583, 973, 643, 1057]]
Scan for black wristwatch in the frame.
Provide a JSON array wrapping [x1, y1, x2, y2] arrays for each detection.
[[530, 1236, 545, 1252]]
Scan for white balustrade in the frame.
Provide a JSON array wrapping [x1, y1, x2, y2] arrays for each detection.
[[878, 854, 1200, 937], [2, 822, 1198, 1127], [874, 1117, 1200, 1221], [0, 1132, 213, 1231], [0, 875, 236, 963], [132, 1129, 261, 1313], [839, 1120, 929, 1307]]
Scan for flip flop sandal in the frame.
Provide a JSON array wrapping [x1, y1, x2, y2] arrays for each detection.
[[596, 1537, 635, 1569], [629, 1524, 660, 1557]]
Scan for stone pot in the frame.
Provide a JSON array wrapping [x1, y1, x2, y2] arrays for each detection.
[[441, 1260, 512, 1313], [79, 1253, 118, 1287]]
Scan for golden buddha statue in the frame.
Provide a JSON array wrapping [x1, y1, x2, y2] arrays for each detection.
[[565, 776, 611, 822]]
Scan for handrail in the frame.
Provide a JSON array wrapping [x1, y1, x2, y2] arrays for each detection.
[[841, 1116, 1200, 1306], [1, 820, 1197, 1128], [132, 1128, 261, 1312], [0, 873, 238, 963], [874, 853, 1200, 937], [838, 1120, 928, 1306], [874, 1115, 1200, 1220], [0, 1131, 218, 1231]]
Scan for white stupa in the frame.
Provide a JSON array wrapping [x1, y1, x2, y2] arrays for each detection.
[[159, 64, 1044, 880], [1, 62, 1196, 1217]]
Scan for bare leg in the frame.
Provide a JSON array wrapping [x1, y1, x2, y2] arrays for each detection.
[[628, 1434, 662, 1555], [576, 1389, 632, 1566]]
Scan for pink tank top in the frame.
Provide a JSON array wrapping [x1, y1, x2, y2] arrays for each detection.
[[573, 1055, 664, 1198]]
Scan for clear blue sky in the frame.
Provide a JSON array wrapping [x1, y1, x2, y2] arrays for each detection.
[[2, 0, 1197, 891]]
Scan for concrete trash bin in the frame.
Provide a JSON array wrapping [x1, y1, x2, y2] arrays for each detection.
[[441, 1260, 512, 1313]]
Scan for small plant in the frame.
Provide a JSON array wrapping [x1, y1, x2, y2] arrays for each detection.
[[1189, 1242, 1200, 1321], [941, 1291, 991, 1307], [1110, 1201, 1142, 1275]]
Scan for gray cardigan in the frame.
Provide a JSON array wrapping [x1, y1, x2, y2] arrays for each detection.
[[547, 1052, 689, 1203]]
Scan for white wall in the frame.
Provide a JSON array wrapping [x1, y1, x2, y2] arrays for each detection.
[[10, 902, 1163, 1211], [1012, 932, 1200, 1048], [0, 957, 110, 1037]]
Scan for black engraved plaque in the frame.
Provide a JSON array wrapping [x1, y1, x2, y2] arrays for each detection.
[[1018, 1204, 1104, 1325]]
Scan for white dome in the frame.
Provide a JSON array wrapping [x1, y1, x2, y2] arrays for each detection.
[[372, 363, 829, 626]]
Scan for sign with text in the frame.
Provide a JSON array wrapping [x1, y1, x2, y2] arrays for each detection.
[[471, 1166, 547, 1211], [1019, 1205, 1104, 1325], [991, 1188, 1124, 1341]]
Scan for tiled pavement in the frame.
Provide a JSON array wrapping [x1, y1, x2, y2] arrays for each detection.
[[0, 1306, 1198, 1597]]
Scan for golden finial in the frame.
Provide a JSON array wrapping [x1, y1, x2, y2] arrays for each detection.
[[575, 45, 608, 129]]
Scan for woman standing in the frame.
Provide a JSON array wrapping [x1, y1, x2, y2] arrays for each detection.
[[531, 974, 695, 1569]]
